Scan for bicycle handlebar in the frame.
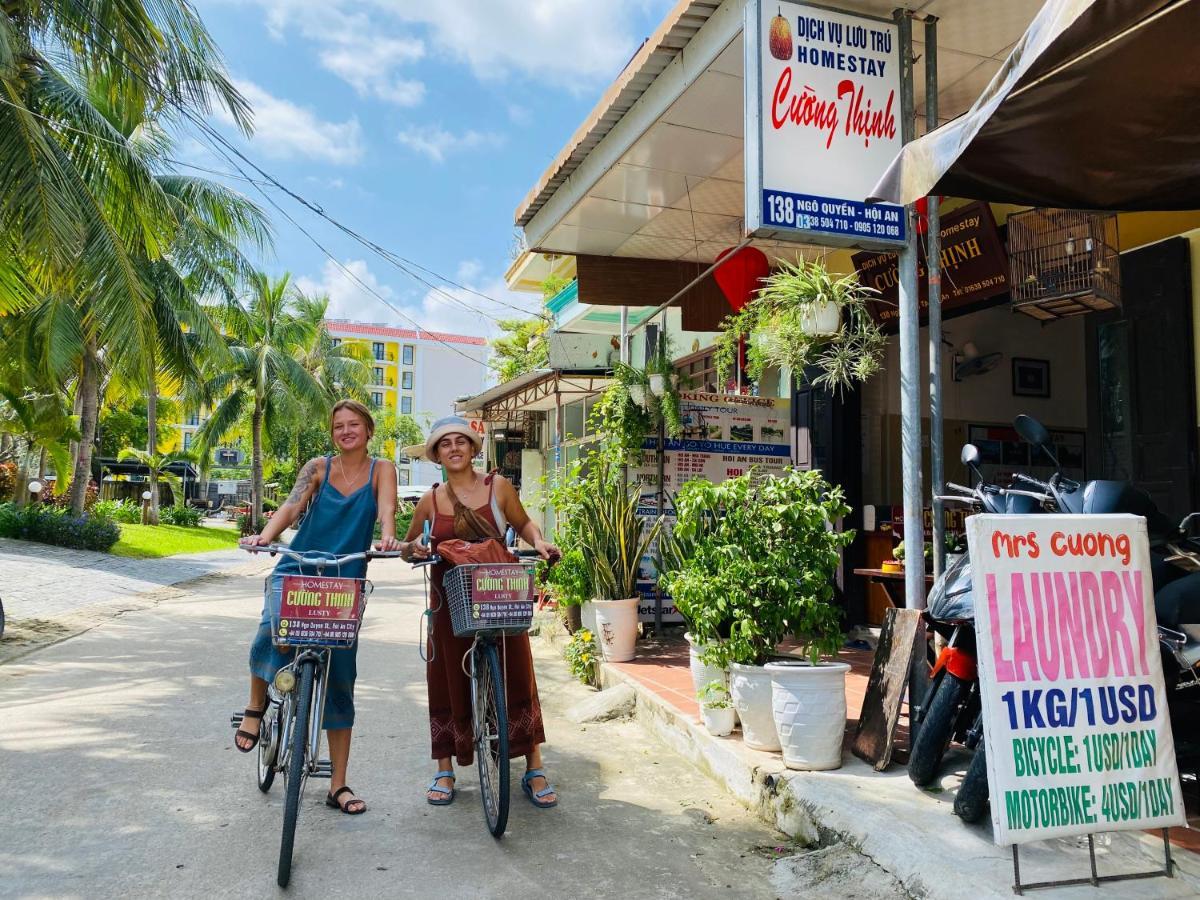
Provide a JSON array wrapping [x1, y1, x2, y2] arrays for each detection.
[[241, 543, 402, 568]]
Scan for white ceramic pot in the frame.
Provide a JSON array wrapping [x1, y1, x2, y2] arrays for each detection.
[[800, 300, 841, 336], [580, 600, 598, 638], [593, 597, 640, 662], [648, 373, 666, 396], [628, 383, 648, 408], [729, 663, 781, 751], [766, 660, 850, 771], [685, 632, 726, 696], [700, 705, 736, 737]]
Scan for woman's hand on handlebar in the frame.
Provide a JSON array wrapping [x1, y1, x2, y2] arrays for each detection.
[[402, 538, 431, 562], [533, 538, 561, 563], [374, 535, 403, 552], [240, 533, 270, 548]]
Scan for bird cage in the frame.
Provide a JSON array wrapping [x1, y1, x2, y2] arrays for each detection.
[[1007, 209, 1120, 321]]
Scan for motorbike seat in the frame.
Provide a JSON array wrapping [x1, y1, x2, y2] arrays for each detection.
[[1153, 570, 1200, 630]]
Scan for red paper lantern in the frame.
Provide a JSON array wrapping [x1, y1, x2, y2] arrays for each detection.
[[712, 246, 770, 312]]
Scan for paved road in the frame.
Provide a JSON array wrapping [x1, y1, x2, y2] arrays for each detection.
[[0, 562, 788, 899]]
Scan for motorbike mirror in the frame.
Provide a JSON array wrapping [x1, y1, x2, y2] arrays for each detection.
[[960, 443, 984, 485], [1014, 414, 1059, 468]]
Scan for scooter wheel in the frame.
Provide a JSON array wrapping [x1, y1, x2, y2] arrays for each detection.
[[954, 743, 990, 824]]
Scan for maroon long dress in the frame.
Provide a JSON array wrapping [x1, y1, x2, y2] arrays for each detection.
[[426, 481, 546, 764]]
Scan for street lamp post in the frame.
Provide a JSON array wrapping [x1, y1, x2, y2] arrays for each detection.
[[141, 489, 152, 525], [27, 480, 43, 506]]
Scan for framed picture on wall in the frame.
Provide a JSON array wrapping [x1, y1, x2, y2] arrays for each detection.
[[1012, 357, 1051, 398]]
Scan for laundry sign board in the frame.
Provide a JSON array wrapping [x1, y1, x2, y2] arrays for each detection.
[[745, 0, 905, 248], [966, 515, 1185, 845]]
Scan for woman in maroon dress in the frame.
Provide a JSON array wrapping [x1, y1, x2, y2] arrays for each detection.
[[400, 417, 559, 808]]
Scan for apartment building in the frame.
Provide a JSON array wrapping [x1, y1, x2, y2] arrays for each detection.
[[323, 321, 491, 485]]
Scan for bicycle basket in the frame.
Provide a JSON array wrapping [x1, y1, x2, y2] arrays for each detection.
[[272, 575, 371, 648], [443, 562, 537, 637]]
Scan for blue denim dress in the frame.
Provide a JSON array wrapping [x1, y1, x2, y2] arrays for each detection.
[[249, 456, 379, 729]]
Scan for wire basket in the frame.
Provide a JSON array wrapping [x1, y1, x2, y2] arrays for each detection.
[[443, 562, 537, 637], [271, 577, 372, 648]]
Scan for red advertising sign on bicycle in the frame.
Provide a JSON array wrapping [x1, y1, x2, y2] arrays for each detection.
[[470, 565, 534, 621], [276, 575, 365, 645]]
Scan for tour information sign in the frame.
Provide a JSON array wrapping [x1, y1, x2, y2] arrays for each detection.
[[966, 515, 1186, 846], [745, 0, 904, 247], [276, 575, 365, 646]]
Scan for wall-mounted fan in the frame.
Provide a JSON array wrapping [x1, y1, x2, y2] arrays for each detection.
[[953, 342, 1003, 381]]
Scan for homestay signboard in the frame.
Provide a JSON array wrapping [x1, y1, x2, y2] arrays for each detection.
[[276, 575, 364, 645], [966, 515, 1185, 846], [469, 565, 535, 622], [745, 0, 905, 248]]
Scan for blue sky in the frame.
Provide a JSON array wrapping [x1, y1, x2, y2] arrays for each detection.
[[188, 0, 675, 338]]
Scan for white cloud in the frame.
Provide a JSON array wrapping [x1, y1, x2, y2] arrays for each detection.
[[221, 0, 664, 91], [296, 257, 542, 340], [396, 125, 504, 163], [506, 103, 532, 125], [220, 79, 364, 164]]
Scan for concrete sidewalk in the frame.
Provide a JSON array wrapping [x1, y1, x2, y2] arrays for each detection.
[[600, 654, 1200, 900]]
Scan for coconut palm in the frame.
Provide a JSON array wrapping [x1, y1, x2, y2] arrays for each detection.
[[193, 274, 333, 524], [0, 0, 254, 515]]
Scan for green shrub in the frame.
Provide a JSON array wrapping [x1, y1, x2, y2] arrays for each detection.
[[0, 502, 120, 552], [0, 462, 16, 501], [237, 512, 267, 536], [92, 499, 142, 524], [161, 504, 203, 527], [261, 497, 278, 513], [563, 628, 598, 686]]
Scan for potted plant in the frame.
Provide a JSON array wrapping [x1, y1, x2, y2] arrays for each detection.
[[715, 258, 886, 395], [600, 332, 684, 451], [663, 469, 853, 753], [698, 680, 735, 737], [574, 447, 663, 663]]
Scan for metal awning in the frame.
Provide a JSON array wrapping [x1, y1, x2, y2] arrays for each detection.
[[870, 0, 1200, 210], [456, 369, 613, 422], [517, 0, 1047, 265]]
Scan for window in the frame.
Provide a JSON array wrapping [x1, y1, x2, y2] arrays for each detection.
[[373, 367, 384, 385], [402, 345, 414, 365], [331, 338, 341, 347], [373, 342, 385, 360], [371, 392, 383, 407], [186, 411, 200, 426], [398, 469, 410, 486], [183, 432, 193, 450], [401, 396, 412, 415], [402, 371, 413, 390]]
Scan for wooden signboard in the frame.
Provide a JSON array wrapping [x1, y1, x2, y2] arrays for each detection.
[[851, 607, 924, 770]]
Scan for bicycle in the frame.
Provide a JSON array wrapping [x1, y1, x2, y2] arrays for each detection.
[[415, 523, 550, 838], [231, 544, 398, 887]]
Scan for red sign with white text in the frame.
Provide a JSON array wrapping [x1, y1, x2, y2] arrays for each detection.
[[276, 575, 364, 645]]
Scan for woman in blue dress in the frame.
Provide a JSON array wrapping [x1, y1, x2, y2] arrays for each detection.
[[236, 399, 401, 815]]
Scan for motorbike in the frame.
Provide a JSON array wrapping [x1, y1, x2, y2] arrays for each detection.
[[929, 414, 1200, 824], [906, 443, 1044, 789]]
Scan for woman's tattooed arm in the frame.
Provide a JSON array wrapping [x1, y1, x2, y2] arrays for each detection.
[[284, 458, 319, 507]]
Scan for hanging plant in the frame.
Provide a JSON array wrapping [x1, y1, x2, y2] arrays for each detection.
[[594, 331, 684, 451], [715, 258, 886, 394]]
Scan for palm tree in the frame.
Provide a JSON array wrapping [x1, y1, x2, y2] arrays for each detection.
[[193, 274, 333, 524], [1, 0, 255, 515], [117, 447, 185, 511]]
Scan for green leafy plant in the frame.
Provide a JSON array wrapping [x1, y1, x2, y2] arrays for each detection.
[[575, 455, 663, 602], [563, 627, 599, 685], [237, 512, 267, 536], [92, 499, 142, 524], [662, 468, 853, 667], [160, 504, 202, 527], [0, 503, 120, 552], [716, 258, 886, 394], [594, 332, 684, 450], [699, 679, 732, 709]]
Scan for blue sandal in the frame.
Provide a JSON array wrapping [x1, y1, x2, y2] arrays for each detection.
[[521, 769, 558, 809], [426, 771, 456, 806]]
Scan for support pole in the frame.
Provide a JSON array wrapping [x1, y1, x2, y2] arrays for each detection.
[[619, 305, 630, 365], [895, 8, 923, 612], [925, 16, 945, 579]]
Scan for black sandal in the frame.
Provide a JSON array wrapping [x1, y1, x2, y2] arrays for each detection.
[[326, 786, 366, 815], [234, 705, 267, 753]]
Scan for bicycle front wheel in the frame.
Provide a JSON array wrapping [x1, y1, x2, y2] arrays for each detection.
[[279, 661, 315, 888], [473, 640, 510, 838], [257, 701, 279, 793]]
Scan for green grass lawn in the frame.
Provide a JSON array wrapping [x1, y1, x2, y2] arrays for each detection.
[[110, 523, 241, 559]]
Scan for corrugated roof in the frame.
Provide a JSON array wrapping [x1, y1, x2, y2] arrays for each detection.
[[324, 320, 487, 347], [514, 0, 723, 228]]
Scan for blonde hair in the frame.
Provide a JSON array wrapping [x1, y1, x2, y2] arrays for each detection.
[[329, 399, 376, 441]]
